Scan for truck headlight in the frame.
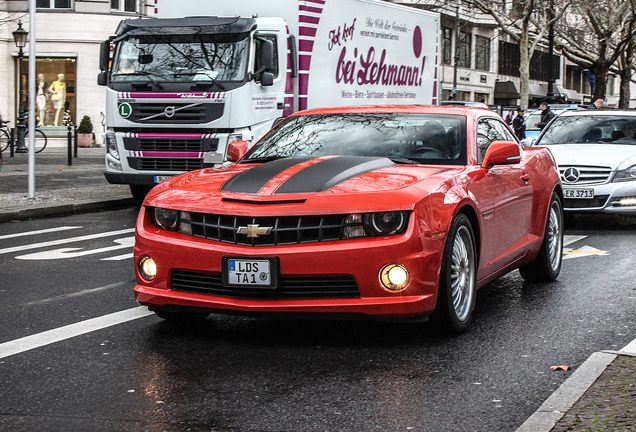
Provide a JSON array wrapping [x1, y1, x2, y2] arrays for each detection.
[[106, 132, 119, 160], [613, 165, 636, 182]]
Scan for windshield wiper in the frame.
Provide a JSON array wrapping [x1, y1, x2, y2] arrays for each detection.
[[172, 72, 225, 90], [388, 157, 420, 165], [112, 71, 164, 89]]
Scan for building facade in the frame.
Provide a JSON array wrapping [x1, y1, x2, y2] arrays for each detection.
[[1, 0, 154, 141]]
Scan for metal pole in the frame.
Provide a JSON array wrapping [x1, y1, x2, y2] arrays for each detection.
[[546, 0, 555, 99], [15, 45, 27, 153], [452, 0, 460, 100], [28, 1, 36, 199]]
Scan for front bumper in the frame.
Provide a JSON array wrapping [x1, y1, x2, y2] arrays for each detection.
[[133, 206, 443, 320], [563, 181, 636, 214]]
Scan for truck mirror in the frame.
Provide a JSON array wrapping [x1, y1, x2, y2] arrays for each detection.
[[260, 72, 274, 87], [257, 38, 274, 73], [97, 71, 108, 86], [138, 54, 154, 65], [99, 40, 110, 72]]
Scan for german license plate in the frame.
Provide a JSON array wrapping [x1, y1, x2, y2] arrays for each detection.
[[222, 257, 278, 288], [153, 175, 172, 183], [564, 188, 594, 199]]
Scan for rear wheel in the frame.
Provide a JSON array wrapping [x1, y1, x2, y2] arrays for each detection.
[[432, 214, 477, 333], [519, 193, 563, 282], [0, 129, 10, 152]]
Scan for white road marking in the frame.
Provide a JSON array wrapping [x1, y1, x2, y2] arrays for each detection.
[[101, 252, 134, 261], [563, 235, 587, 247], [0, 226, 82, 241], [563, 245, 610, 260], [0, 228, 135, 255], [0, 307, 154, 360], [15, 237, 135, 260]]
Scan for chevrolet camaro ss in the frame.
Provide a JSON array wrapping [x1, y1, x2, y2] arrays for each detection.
[[134, 106, 563, 333]]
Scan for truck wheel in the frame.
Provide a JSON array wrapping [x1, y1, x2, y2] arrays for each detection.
[[130, 185, 154, 206], [519, 193, 563, 282], [432, 214, 477, 334]]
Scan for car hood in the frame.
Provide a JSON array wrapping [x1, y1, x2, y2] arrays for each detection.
[[542, 144, 636, 169], [147, 156, 460, 214]]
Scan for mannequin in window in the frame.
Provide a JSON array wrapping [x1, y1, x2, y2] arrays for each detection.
[[48, 74, 66, 126], [36, 74, 47, 127]]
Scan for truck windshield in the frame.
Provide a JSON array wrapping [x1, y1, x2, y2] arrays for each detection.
[[111, 34, 249, 83]]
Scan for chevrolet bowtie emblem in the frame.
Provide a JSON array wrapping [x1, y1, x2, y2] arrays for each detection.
[[237, 224, 273, 238]]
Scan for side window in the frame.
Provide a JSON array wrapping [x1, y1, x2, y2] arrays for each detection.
[[476, 119, 506, 162], [254, 35, 279, 78], [493, 119, 517, 142]]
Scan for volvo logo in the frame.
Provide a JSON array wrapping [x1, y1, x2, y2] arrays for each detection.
[[237, 224, 273, 238], [563, 167, 580, 183], [164, 106, 176, 118]]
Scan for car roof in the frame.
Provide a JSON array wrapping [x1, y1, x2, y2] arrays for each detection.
[[292, 105, 498, 121], [555, 109, 636, 118]]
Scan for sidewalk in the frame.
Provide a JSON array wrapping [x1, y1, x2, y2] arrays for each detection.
[[1, 143, 635, 432], [0, 143, 134, 222]]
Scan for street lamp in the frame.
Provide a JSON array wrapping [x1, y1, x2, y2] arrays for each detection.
[[13, 21, 28, 153]]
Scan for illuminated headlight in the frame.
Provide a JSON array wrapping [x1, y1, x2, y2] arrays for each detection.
[[106, 132, 119, 160], [613, 165, 636, 182], [138, 255, 157, 281], [615, 197, 636, 206], [380, 264, 410, 291], [343, 212, 409, 238]]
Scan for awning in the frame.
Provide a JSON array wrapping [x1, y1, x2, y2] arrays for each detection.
[[528, 83, 546, 99], [494, 81, 520, 99]]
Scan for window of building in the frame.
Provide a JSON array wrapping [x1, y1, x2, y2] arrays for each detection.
[[20, 58, 77, 130], [458, 32, 472, 68], [475, 35, 490, 71], [111, 0, 137, 12], [474, 92, 489, 104], [442, 27, 452, 65], [36, 0, 71, 8], [442, 89, 471, 101]]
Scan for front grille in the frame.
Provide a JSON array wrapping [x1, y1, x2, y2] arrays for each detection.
[[128, 157, 203, 171], [171, 270, 360, 299], [178, 213, 365, 246], [127, 103, 224, 124], [560, 165, 612, 185], [564, 195, 609, 209], [139, 137, 202, 151]]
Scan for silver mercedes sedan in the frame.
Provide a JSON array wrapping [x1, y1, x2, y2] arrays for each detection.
[[534, 110, 636, 214]]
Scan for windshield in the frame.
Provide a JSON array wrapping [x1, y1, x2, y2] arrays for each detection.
[[525, 111, 542, 132], [111, 34, 249, 83], [243, 113, 467, 165], [537, 115, 636, 145]]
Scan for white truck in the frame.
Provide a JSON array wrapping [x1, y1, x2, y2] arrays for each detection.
[[98, 0, 440, 203]]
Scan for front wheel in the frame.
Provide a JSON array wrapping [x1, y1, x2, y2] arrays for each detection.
[[519, 193, 563, 282], [0, 129, 10, 152], [24, 129, 47, 153], [432, 214, 477, 334]]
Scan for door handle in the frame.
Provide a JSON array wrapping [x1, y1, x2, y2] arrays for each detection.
[[521, 174, 531, 182]]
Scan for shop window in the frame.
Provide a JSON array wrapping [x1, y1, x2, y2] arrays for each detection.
[[111, 0, 137, 12], [20, 58, 76, 129], [36, 0, 71, 8]]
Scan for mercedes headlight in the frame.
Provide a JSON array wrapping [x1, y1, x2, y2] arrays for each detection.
[[613, 164, 636, 182]]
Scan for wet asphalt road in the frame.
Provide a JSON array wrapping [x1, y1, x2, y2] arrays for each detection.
[[0, 209, 634, 431]]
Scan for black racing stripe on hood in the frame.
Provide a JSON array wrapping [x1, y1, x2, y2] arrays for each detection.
[[221, 156, 313, 194], [275, 156, 396, 194]]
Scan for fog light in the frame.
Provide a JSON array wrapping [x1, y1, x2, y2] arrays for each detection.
[[139, 256, 157, 281], [616, 197, 636, 206], [380, 264, 410, 291]]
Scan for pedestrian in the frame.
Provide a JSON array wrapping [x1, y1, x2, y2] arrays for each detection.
[[534, 102, 555, 130], [587, 99, 604, 110], [504, 110, 513, 125], [512, 107, 526, 140]]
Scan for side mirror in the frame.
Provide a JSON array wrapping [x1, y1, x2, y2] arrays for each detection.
[[482, 141, 522, 169], [226, 140, 249, 162], [260, 72, 274, 87], [257, 37, 274, 73], [99, 40, 111, 72], [97, 71, 108, 86]]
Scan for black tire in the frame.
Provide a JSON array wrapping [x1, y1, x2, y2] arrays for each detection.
[[0, 129, 10, 152], [24, 129, 47, 153], [519, 193, 564, 282], [154, 310, 209, 322], [130, 184, 154, 206], [432, 213, 477, 334]]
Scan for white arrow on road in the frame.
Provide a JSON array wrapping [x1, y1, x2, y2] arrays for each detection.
[[15, 236, 135, 260], [0, 228, 135, 255]]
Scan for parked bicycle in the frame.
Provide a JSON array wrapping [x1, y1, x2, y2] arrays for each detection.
[[0, 119, 48, 153]]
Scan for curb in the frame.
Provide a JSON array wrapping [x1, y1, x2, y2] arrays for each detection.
[[0, 197, 136, 222], [515, 338, 636, 432]]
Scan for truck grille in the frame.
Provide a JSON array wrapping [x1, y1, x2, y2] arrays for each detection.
[[559, 165, 612, 185], [127, 103, 224, 124], [124, 136, 218, 152], [170, 270, 360, 300], [128, 157, 203, 171], [177, 213, 368, 246]]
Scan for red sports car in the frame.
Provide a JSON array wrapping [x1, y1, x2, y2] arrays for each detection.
[[134, 105, 563, 333]]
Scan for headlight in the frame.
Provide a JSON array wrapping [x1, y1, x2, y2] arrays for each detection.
[[151, 208, 179, 231], [106, 132, 119, 160], [363, 211, 409, 236], [613, 165, 636, 182], [138, 256, 157, 281], [380, 264, 410, 291]]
